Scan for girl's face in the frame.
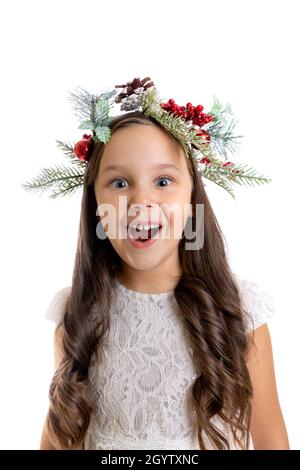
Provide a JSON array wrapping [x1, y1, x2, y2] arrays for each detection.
[[94, 124, 193, 275]]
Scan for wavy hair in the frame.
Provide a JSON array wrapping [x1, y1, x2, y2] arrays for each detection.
[[45, 111, 255, 450]]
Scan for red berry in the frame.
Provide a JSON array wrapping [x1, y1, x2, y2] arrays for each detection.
[[74, 138, 91, 161], [200, 157, 211, 164]]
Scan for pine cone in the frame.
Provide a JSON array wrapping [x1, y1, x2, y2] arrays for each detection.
[[120, 93, 143, 111], [115, 76, 155, 104]]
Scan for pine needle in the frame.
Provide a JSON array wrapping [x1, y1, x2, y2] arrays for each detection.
[[201, 161, 272, 197], [55, 140, 87, 169], [21, 164, 85, 198], [21, 85, 272, 200]]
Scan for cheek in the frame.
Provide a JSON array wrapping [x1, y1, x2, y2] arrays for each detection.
[[163, 188, 192, 236], [97, 188, 118, 206], [159, 206, 190, 242], [100, 209, 127, 240], [96, 192, 126, 236]]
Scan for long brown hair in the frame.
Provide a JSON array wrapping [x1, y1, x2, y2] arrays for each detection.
[[45, 111, 255, 449]]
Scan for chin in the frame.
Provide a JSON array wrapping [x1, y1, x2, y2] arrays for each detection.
[[121, 253, 164, 272]]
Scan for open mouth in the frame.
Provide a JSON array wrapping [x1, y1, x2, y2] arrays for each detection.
[[127, 224, 162, 242]]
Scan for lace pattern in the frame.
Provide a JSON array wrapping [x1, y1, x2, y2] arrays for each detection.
[[44, 275, 276, 449], [85, 283, 199, 449], [233, 274, 277, 333]]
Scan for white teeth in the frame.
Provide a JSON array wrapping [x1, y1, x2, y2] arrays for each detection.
[[129, 224, 160, 231]]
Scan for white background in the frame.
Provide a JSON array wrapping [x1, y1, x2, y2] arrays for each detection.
[[0, 0, 299, 450]]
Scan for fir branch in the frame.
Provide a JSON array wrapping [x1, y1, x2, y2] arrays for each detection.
[[206, 117, 243, 160], [68, 86, 117, 127], [48, 177, 84, 199], [21, 164, 85, 199], [189, 132, 221, 162], [154, 110, 192, 158], [68, 87, 96, 122], [141, 88, 194, 158], [99, 89, 118, 106], [56, 139, 75, 158], [140, 86, 163, 115], [142, 88, 241, 162], [204, 96, 243, 160], [218, 162, 271, 187], [201, 161, 272, 196], [200, 170, 236, 199], [55, 140, 87, 169]]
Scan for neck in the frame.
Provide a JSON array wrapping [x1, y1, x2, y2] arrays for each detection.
[[116, 262, 182, 294]]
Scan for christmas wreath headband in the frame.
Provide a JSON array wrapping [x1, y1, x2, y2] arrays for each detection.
[[22, 76, 271, 199]]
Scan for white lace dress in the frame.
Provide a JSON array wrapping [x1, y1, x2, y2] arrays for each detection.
[[44, 274, 276, 450]]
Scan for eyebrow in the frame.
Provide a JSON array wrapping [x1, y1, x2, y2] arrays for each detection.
[[102, 163, 181, 174]]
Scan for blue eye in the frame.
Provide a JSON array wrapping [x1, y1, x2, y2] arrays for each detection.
[[156, 176, 173, 187], [110, 176, 173, 189], [111, 178, 129, 189]]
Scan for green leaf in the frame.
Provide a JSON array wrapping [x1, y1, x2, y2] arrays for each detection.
[[78, 120, 94, 130], [95, 98, 109, 119], [95, 126, 111, 144], [102, 115, 112, 126]]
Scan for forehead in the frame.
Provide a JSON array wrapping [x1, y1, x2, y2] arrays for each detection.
[[99, 123, 186, 170]]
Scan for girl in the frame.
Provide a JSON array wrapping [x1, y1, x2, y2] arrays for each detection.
[[40, 111, 289, 451]]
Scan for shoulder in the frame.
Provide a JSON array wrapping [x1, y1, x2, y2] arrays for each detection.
[[44, 286, 72, 325], [232, 273, 277, 333]]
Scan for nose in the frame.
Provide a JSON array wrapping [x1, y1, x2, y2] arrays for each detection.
[[129, 185, 159, 208], [129, 202, 158, 221], [128, 188, 160, 221]]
